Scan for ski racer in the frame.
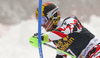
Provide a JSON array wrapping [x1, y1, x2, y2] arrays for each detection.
[[30, 2, 100, 58]]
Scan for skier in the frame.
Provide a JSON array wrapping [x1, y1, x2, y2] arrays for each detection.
[[30, 2, 100, 58]]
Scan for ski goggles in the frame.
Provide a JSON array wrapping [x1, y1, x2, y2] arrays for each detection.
[[37, 16, 48, 25]]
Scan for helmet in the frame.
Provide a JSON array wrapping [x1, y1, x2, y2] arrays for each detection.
[[36, 2, 60, 30]]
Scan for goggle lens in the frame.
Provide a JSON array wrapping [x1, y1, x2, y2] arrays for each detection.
[[37, 16, 48, 25]]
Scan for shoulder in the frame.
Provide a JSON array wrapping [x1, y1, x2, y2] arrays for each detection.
[[63, 16, 81, 24], [62, 16, 76, 24], [64, 16, 78, 20]]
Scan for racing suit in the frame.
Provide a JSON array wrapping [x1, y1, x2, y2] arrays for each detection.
[[47, 16, 100, 58]]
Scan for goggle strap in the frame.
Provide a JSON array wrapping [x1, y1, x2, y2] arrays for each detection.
[[47, 7, 59, 19]]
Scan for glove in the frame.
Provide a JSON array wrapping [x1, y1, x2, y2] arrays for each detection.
[[29, 33, 49, 48], [33, 33, 43, 37], [33, 33, 38, 37], [33, 33, 49, 42]]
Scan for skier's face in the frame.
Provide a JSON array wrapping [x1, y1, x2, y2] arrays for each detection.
[[42, 20, 53, 32]]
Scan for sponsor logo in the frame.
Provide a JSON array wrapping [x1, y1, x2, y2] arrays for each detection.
[[55, 36, 74, 51]]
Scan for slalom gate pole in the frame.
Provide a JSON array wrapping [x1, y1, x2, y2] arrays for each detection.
[[38, 0, 43, 58], [44, 43, 76, 58]]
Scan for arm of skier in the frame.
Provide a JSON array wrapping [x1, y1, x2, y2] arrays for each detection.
[[48, 17, 82, 41], [29, 17, 82, 47]]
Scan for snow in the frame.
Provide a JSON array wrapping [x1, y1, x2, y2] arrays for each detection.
[[0, 15, 100, 58]]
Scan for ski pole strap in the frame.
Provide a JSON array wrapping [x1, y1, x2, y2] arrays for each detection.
[[44, 43, 76, 58]]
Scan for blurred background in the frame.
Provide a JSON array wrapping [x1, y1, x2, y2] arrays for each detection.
[[0, 0, 100, 25], [0, 0, 100, 58]]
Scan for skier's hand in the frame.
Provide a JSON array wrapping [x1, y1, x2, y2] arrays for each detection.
[[29, 33, 49, 48], [33, 33, 43, 38], [33, 33, 49, 43], [33, 33, 38, 37]]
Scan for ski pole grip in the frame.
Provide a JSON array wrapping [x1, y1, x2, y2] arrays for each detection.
[[29, 36, 39, 48], [29, 36, 46, 48]]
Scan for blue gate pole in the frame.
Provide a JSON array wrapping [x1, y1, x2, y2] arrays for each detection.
[[38, 0, 43, 58]]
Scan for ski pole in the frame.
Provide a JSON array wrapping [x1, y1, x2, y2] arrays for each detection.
[[43, 43, 76, 58], [29, 36, 76, 58]]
